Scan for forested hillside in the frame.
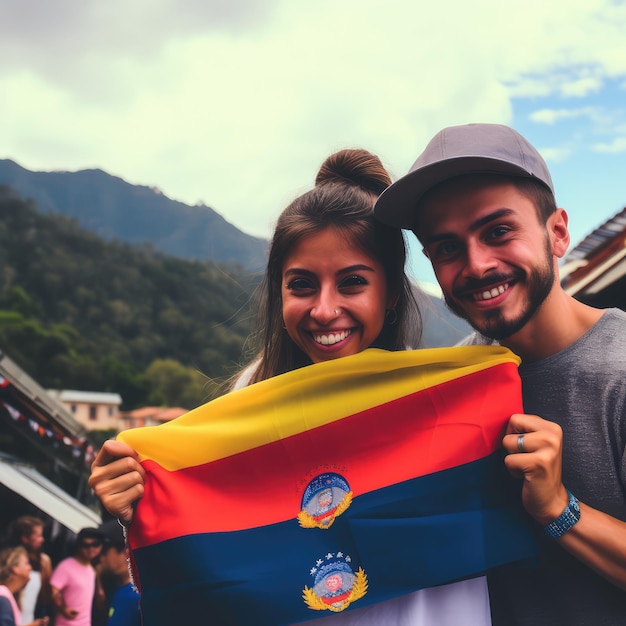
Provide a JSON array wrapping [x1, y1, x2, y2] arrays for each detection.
[[0, 186, 258, 410], [0, 159, 269, 272]]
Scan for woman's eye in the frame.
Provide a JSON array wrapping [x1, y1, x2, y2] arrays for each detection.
[[339, 275, 368, 290], [435, 241, 459, 257], [286, 278, 315, 292]]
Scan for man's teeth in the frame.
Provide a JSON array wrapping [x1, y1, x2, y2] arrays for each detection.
[[474, 283, 508, 301], [314, 330, 351, 345]]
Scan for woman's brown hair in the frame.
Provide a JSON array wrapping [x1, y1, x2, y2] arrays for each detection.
[[242, 148, 421, 385]]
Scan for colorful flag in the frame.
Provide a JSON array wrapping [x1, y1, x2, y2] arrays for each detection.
[[119, 346, 536, 625]]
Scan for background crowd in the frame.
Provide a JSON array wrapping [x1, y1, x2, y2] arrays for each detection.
[[0, 515, 139, 626]]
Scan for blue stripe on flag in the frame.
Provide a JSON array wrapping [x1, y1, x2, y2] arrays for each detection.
[[132, 454, 536, 626]]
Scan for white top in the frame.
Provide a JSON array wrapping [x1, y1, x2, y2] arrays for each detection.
[[20, 569, 41, 623]]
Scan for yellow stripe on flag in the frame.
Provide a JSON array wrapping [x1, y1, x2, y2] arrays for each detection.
[[119, 346, 519, 470]]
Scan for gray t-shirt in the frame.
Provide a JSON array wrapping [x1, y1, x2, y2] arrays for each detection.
[[464, 308, 626, 624]]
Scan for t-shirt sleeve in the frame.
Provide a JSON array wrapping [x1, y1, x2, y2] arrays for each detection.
[[106, 586, 141, 626], [50, 561, 69, 591], [0, 597, 16, 626]]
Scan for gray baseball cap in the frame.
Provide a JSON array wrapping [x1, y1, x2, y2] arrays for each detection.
[[374, 123, 554, 229]]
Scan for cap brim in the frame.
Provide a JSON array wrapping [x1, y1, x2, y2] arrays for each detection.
[[98, 519, 125, 545], [374, 156, 543, 229]]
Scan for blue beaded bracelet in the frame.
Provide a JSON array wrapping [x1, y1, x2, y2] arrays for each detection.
[[544, 490, 580, 538]]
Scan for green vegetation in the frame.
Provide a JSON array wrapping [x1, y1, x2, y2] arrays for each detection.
[[0, 186, 260, 410], [0, 159, 268, 272]]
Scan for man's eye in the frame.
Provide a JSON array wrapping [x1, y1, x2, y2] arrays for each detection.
[[286, 278, 315, 292], [489, 226, 512, 239], [339, 275, 368, 290]]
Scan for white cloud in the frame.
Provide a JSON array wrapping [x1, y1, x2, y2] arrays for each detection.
[[560, 76, 603, 97], [540, 146, 575, 163], [3, 0, 626, 242], [592, 137, 626, 153], [530, 107, 600, 125]]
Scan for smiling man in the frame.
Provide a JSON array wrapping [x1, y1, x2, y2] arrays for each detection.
[[374, 123, 626, 625]]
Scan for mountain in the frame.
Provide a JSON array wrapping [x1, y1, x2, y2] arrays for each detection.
[[419, 291, 473, 346], [0, 158, 471, 347], [0, 187, 254, 409], [0, 159, 268, 273]]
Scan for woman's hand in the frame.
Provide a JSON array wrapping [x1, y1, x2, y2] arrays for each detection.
[[24, 617, 50, 626], [88, 439, 145, 523]]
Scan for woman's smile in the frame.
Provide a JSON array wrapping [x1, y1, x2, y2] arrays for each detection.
[[281, 227, 391, 363]]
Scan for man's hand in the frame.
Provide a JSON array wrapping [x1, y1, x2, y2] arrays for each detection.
[[502, 413, 569, 525]]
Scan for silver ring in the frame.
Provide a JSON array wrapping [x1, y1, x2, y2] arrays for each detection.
[[517, 434, 526, 453], [333, 309, 339, 315]]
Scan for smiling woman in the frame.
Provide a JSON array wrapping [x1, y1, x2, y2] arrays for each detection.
[[243, 147, 421, 383], [281, 228, 391, 363]]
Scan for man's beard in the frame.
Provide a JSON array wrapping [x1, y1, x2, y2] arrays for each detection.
[[445, 245, 555, 341]]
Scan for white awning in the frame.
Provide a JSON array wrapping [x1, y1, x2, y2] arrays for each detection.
[[0, 457, 101, 533]]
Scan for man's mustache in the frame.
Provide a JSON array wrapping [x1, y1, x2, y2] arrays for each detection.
[[452, 271, 523, 298]]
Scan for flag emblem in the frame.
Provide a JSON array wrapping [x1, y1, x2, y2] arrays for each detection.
[[298, 472, 353, 529], [303, 552, 368, 612]]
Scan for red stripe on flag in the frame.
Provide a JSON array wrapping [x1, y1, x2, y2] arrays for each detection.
[[129, 363, 521, 548]]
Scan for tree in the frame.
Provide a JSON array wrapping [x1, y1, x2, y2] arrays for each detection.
[[145, 359, 219, 409]]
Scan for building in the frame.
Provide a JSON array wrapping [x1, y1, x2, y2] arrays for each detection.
[[47, 389, 123, 431], [561, 206, 626, 310], [120, 406, 187, 430], [0, 351, 101, 546]]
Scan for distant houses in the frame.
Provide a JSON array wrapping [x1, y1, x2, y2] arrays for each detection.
[[47, 389, 123, 431], [119, 406, 188, 430], [47, 389, 187, 432]]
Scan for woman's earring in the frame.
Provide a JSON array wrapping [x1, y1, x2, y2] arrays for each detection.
[[385, 308, 397, 325]]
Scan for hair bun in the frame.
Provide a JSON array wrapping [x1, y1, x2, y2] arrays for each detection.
[[315, 148, 391, 196]]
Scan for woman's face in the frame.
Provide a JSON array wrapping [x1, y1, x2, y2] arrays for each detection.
[[12, 552, 32, 587], [281, 227, 391, 364]]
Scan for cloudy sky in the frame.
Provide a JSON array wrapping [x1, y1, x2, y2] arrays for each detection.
[[3, 0, 626, 290]]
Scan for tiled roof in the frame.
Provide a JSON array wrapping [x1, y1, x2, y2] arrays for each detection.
[[49, 389, 123, 405], [120, 406, 187, 422], [563, 207, 626, 262], [561, 207, 626, 301]]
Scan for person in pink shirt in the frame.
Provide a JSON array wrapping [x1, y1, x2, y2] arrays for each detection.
[[50, 529, 104, 626]]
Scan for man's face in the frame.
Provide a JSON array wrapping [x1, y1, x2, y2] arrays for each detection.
[[98, 546, 127, 575], [416, 177, 558, 341], [78, 536, 103, 561], [23, 525, 45, 552]]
